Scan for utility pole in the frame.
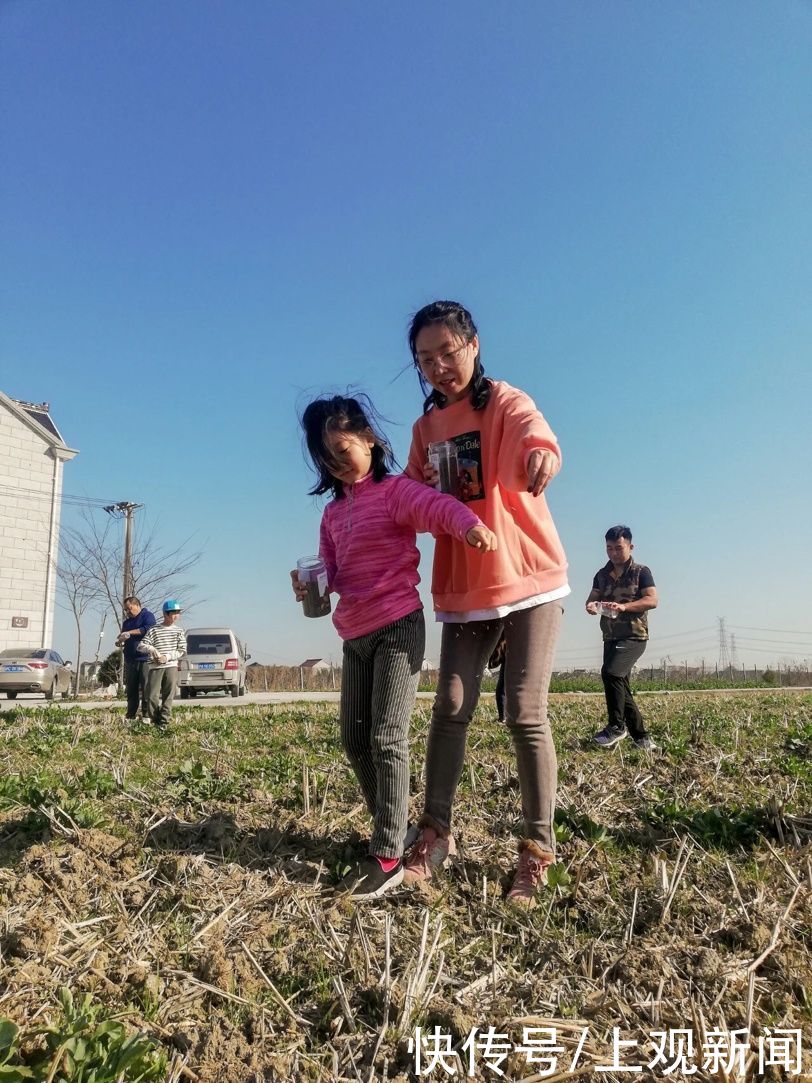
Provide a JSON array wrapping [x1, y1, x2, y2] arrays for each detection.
[[122, 502, 137, 603], [103, 501, 143, 613]]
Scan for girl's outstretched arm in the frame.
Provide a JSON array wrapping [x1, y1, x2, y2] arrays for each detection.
[[387, 475, 493, 547], [497, 386, 562, 494]]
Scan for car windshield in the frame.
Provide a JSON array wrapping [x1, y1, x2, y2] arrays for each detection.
[[186, 635, 233, 655], [0, 649, 48, 659]]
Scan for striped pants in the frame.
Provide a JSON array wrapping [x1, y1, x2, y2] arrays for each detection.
[[340, 609, 425, 859]]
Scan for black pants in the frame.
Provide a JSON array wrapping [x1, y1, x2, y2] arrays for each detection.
[[124, 660, 148, 719], [495, 661, 506, 722], [601, 639, 648, 738]]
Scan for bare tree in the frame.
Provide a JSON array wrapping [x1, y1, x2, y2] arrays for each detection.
[[56, 531, 104, 694], [58, 512, 204, 687], [68, 509, 203, 616]]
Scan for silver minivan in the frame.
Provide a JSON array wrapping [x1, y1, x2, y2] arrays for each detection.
[[178, 628, 249, 698]]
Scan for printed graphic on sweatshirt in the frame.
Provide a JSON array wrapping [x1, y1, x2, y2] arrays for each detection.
[[427, 430, 484, 503]]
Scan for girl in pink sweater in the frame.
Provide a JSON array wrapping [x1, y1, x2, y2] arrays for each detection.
[[291, 394, 496, 900], [402, 301, 570, 905]]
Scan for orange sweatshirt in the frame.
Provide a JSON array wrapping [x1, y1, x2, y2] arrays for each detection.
[[406, 380, 568, 613]]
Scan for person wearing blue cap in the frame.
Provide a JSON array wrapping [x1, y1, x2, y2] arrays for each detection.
[[138, 600, 187, 729]]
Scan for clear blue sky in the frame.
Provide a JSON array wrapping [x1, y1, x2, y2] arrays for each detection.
[[2, 1, 810, 670]]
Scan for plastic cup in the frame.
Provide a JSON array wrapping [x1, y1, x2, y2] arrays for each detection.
[[598, 603, 619, 620], [428, 440, 460, 496], [297, 556, 331, 618]]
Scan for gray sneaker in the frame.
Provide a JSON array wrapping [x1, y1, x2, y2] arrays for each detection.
[[593, 725, 628, 749], [335, 857, 404, 900], [632, 734, 656, 751]]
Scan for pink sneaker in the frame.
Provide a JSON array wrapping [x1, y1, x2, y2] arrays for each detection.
[[507, 843, 554, 906], [402, 826, 456, 885]]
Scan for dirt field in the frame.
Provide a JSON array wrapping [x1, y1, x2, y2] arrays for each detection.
[[1, 692, 810, 1081]]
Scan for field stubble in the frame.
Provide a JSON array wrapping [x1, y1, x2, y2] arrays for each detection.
[[0, 692, 810, 1081]]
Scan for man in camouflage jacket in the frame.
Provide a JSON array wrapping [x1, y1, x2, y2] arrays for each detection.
[[586, 525, 658, 749]]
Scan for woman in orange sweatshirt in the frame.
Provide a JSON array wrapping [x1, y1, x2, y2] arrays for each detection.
[[402, 300, 570, 905]]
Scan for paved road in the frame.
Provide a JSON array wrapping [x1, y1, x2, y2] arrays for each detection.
[[0, 686, 807, 713]]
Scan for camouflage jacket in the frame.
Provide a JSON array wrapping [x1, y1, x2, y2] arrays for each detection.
[[592, 560, 655, 641]]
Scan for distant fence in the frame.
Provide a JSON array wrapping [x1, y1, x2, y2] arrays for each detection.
[[246, 664, 811, 694]]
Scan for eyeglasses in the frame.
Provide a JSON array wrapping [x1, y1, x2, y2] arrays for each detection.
[[415, 343, 471, 372]]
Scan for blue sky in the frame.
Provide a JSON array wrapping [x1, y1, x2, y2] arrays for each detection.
[[2, 1, 810, 670]]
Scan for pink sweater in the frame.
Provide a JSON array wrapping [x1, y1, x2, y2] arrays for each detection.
[[319, 473, 481, 640]]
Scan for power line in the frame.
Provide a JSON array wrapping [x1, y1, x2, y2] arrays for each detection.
[[0, 481, 118, 508], [651, 626, 716, 640], [728, 625, 812, 636], [731, 635, 812, 648], [735, 646, 810, 658]]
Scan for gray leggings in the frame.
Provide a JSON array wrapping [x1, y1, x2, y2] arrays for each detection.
[[423, 601, 562, 854], [340, 609, 425, 859]]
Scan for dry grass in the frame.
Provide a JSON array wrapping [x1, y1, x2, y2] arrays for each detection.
[[0, 692, 810, 1081]]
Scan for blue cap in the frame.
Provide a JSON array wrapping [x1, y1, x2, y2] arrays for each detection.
[[162, 599, 182, 613]]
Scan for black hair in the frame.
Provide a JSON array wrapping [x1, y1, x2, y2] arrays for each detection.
[[123, 596, 141, 606], [300, 394, 395, 499], [605, 525, 633, 543], [408, 300, 492, 414]]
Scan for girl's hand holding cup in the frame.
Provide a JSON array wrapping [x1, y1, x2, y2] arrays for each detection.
[[290, 569, 308, 603], [422, 460, 439, 487], [295, 556, 332, 617], [466, 525, 498, 552]]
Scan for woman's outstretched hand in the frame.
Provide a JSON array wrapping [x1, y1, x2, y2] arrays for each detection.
[[527, 449, 557, 496], [466, 525, 498, 551]]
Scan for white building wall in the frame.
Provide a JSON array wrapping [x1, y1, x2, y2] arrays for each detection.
[[0, 406, 66, 650]]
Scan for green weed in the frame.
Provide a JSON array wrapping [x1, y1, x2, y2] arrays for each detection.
[[167, 759, 242, 802], [0, 987, 165, 1081], [546, 863, 572, 893]]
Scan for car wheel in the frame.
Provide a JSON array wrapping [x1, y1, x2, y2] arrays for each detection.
[[231, 685, 240, 698], [239, 685, 246, 697], [180, 688, 189, 700], [188, 688, 197, 698], [6, 692, 17, 700], [44, 682, 55, 701]]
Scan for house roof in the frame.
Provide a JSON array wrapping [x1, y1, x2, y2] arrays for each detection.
[[0, 391, 78, 457], [300, 658, 327, 668]]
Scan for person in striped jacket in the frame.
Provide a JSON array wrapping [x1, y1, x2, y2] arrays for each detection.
[[138, 599, 187, 729]]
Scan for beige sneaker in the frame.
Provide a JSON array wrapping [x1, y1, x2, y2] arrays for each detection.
[[402, 825, 456, 885], [507, 841, 554, 906]]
